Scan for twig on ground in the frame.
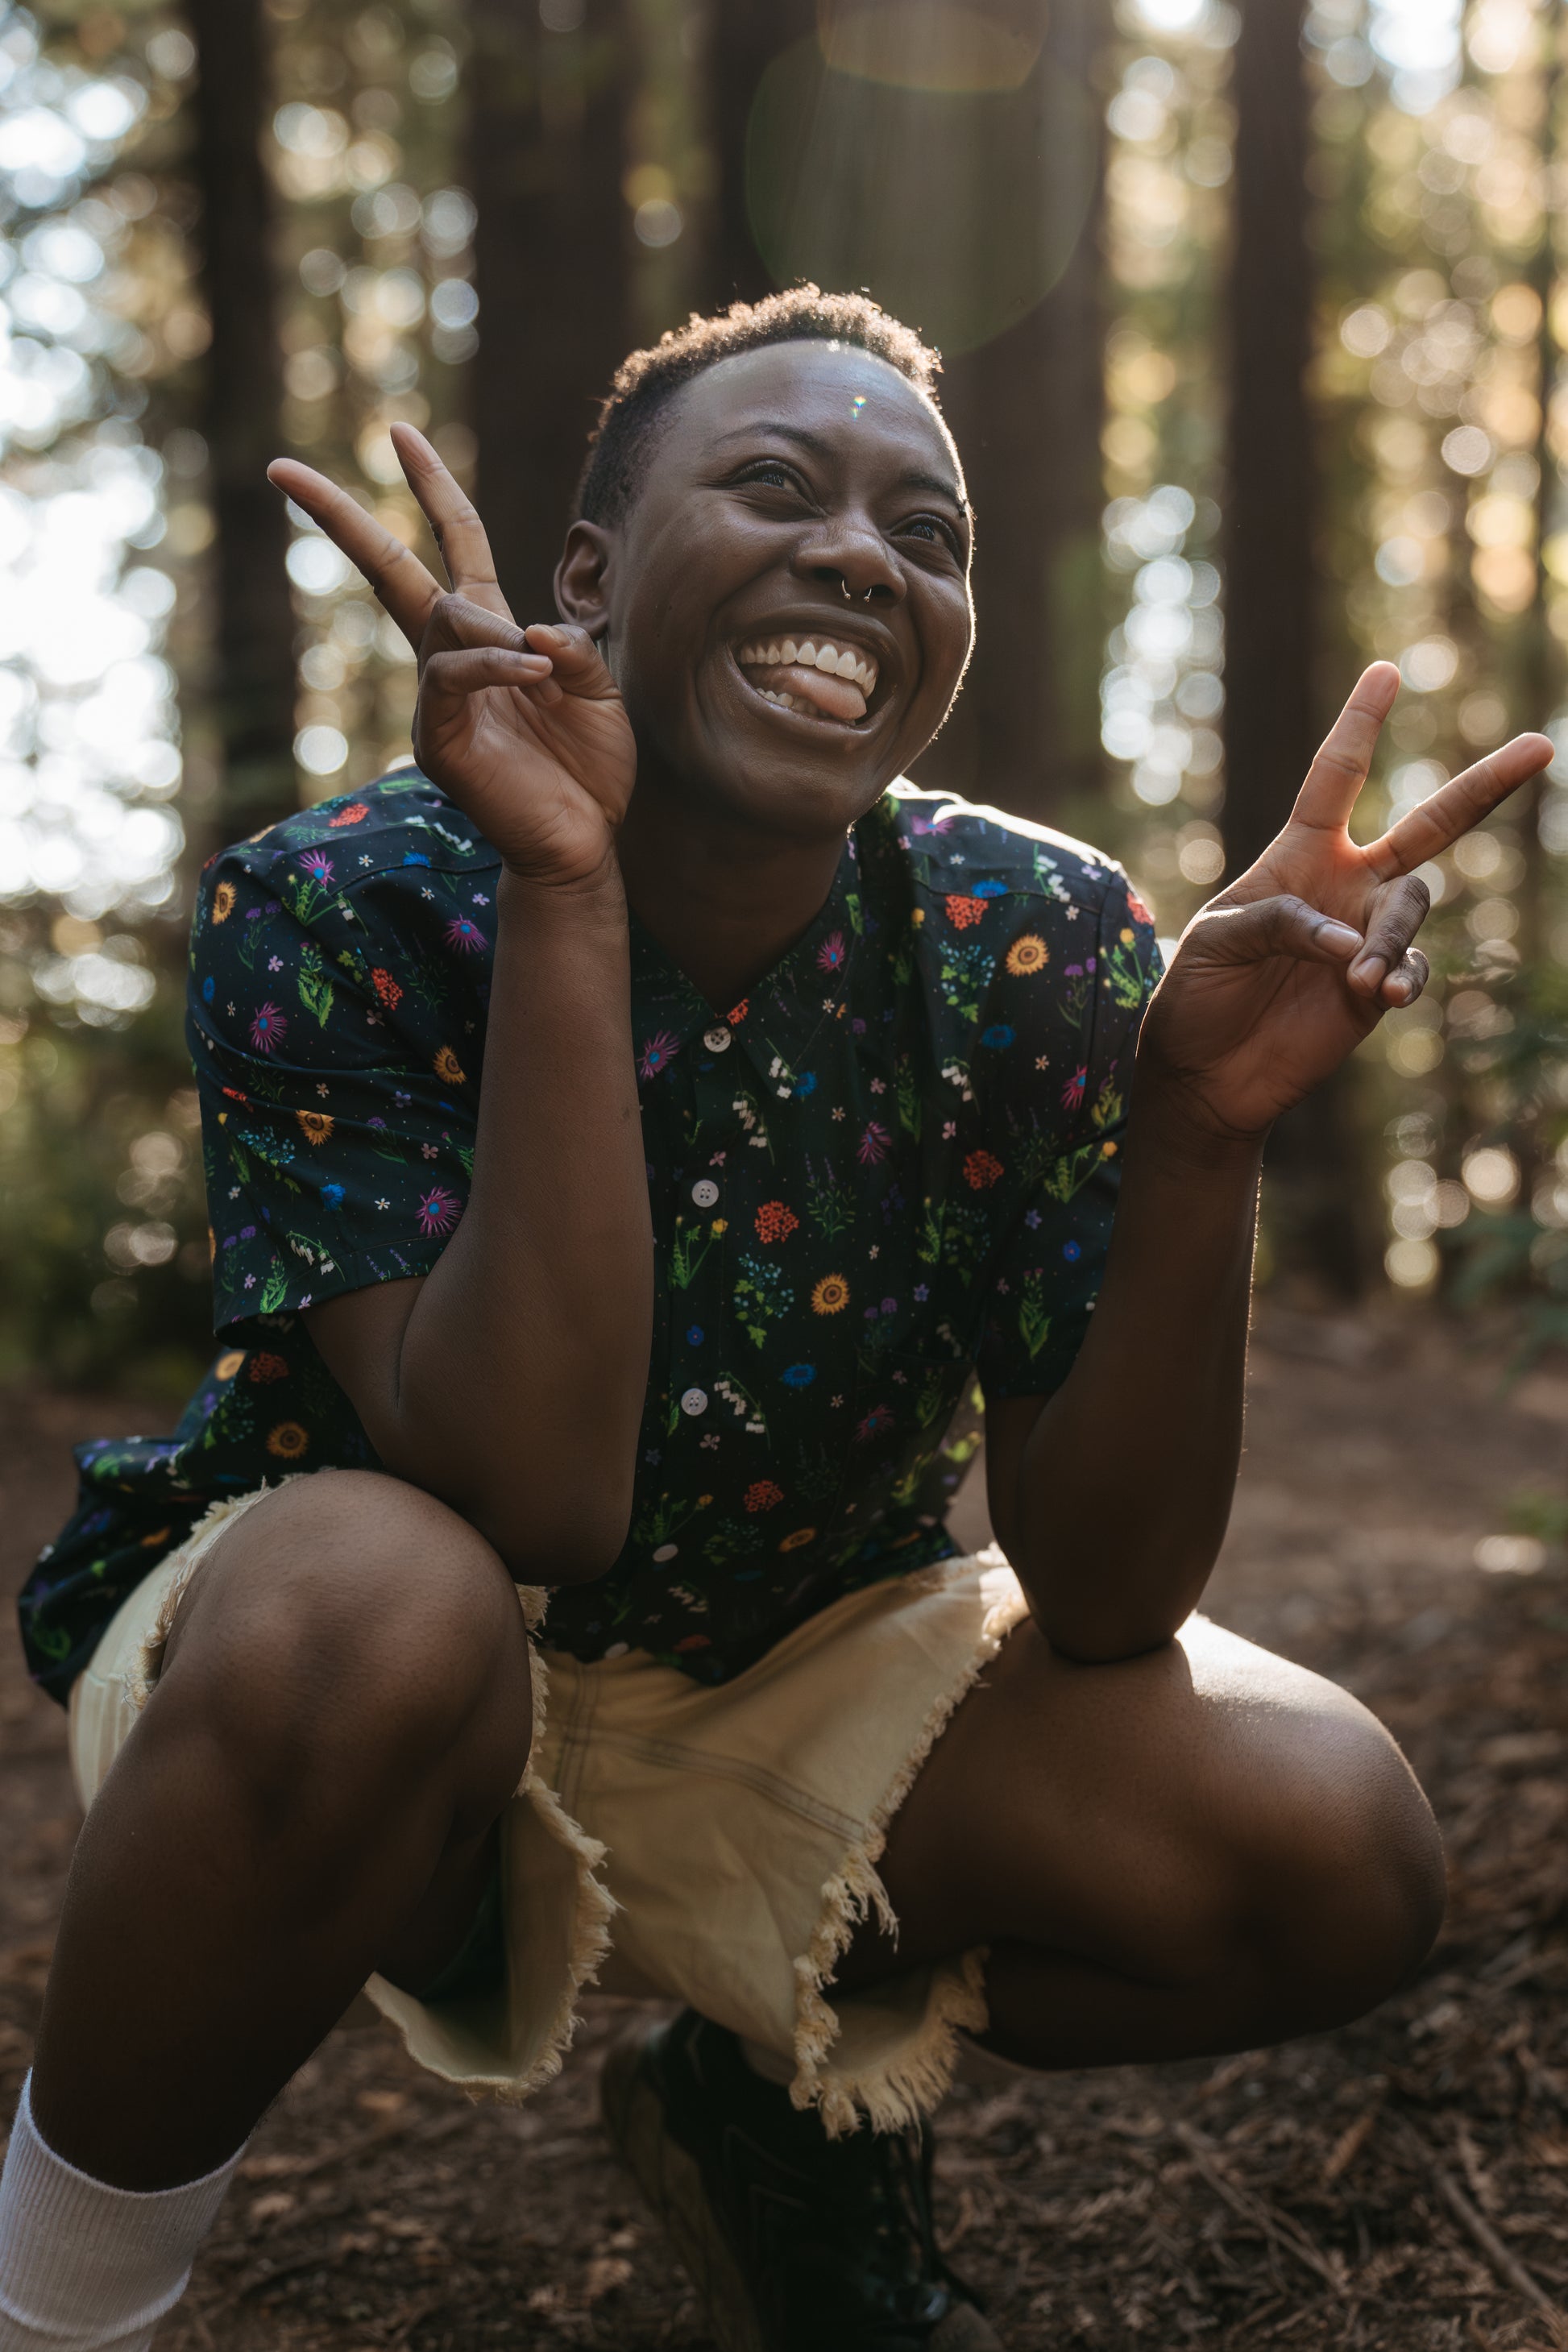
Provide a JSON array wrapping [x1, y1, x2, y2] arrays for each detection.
[[1432, 2167, 1565, 2323], [1171, 2122, 1345, 2293]]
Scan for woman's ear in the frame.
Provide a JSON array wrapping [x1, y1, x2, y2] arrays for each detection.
[[554, 521, 615, 640]]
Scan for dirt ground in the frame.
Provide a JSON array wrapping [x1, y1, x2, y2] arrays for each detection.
[[4, 1309, 1568, 2350]]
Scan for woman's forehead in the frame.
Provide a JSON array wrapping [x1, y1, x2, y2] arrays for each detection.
[[671, 341, 963, 486]]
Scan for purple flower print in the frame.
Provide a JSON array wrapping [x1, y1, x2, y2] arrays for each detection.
[[817, 931, 847, 973], [298, 851, 334, 886], [417, 1186, 462, 1235], [250, 1002, 287, 1053], [639, 1030, 680, 1080], [445, 915, 487, 954], [857, 1121, 891, 1167]]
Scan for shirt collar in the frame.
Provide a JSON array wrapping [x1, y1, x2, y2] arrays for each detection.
[[628, 829, 862, 1100]]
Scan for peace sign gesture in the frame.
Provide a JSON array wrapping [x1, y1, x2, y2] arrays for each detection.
[[268, 425, 636, 888], [1139, 662, 1553, 1143]]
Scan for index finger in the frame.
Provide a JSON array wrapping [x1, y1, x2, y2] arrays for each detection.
[[268, 457, 443, 647], [1363, 732, 1554, 880], [1287, 662, 1402, 835], [388, 425, 512, 622]]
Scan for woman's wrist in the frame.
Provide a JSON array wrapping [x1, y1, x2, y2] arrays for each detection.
[[1126, 1072, 1270, 1183], [497, 854, 628, 930]]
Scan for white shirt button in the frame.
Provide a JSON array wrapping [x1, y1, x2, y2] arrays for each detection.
[[680, 1387, 708, 1417], [703, 1026, 732, 1053], [652, 1541, 679, 1562], [691, 1178, 720, 1208]]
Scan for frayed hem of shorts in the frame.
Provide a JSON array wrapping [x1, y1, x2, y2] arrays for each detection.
[[364, 1595, 620, 2106], [788, 1552, 1027, 2137], [130, 1479, 305, 1708]]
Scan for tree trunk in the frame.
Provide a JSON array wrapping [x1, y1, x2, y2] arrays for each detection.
[[470, 0, 634, 622], [707, 0, 819, 309], [915, 0, 1108, 825], [1225, 0, 1364, 1295], [1224, 0, 1314, 870], [186, 0, 297, 837]]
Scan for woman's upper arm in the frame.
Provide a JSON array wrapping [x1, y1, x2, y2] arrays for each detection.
[[303, 1277, 425, 1454], [981, 1392, 1047, 1564]]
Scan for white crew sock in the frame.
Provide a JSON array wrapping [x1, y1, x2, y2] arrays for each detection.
[[0, 2075, 243, 2350]]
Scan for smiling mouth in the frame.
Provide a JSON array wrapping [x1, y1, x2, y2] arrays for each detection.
[[735, 633, 881, 727]]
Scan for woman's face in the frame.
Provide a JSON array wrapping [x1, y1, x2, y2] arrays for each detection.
[[558, 340, 976, 839]]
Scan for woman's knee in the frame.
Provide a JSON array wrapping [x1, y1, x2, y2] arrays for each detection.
[[151, 1471, 533, 1823], [1233, 1700, 1446, 2019]]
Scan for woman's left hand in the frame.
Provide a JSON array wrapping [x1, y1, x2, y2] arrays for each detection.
[[1137, 661, 1553, 1145]]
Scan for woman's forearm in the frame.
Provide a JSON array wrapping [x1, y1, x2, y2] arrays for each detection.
[[362, 863, 653, 1576], [1004, 1082, 1263, 1661]]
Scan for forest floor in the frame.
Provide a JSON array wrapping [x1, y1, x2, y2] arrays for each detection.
[[4, 1311, 1568, 2350]]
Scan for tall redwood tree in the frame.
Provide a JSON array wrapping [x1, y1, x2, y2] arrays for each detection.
[[186, 0, 297, 836], [1224, 0, 1364, 1292], [469, 0, 635, 622]]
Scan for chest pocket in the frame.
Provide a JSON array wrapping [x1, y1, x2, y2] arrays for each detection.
[[824, 1346, 975, 1554]]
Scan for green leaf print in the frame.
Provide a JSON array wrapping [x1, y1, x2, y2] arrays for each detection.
[[734, 1253, 793, 1349], [297, 942, 334, 1028], [1105, 937, 1148, 1010], [894, 1055, 922, 1139], [1018, 1271, 1052, 1361], [803, 1157, 856, 1239], [259, 1263, 290, 1313], [669, 1217, 723, 1289]]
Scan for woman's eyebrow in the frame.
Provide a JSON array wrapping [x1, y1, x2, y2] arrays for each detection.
[[714, 420, 968, 512]]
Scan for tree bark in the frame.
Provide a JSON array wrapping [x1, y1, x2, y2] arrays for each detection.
[[1224, 0, 1314, 869], [469, 0, 634, 622], [186, 0, 297, 837], [1225, 0, 1364, 1295], [707, 0, 819, 309], [915, 0, 1108, 825]]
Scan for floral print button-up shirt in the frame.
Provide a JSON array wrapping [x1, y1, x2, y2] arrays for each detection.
[[22, 772, 1159, 1702]]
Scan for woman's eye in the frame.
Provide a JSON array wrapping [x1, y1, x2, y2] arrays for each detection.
[[902, 516, 958, 552], [740, 461, 797, 490]]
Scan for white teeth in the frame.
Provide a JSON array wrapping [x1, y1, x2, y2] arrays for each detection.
[[735, 634, 879, 699]]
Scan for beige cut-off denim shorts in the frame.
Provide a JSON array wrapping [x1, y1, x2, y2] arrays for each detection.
[[67, 1480, 1029, 2137]]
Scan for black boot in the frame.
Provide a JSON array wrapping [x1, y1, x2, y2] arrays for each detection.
[[600, 2008, 1001, 2351]]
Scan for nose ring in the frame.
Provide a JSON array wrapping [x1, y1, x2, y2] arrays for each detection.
[[840, 579, 874, 600]]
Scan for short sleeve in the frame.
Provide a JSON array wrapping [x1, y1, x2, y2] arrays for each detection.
[[189, 832, 486, 1333], [976, 874, 1161, 1401]]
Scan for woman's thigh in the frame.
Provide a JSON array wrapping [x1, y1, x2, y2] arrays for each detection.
[[839, 1610, 1443, 1990]]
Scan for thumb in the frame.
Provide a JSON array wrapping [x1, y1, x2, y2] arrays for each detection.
[[521, 623, 619, 699], [1184, 894, 1364, 969]]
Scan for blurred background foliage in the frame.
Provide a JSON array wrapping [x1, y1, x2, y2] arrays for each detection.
[[2, 0, 1567, 1398]]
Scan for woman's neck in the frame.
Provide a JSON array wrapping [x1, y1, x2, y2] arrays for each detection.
[[616, 771, 850, 1014]]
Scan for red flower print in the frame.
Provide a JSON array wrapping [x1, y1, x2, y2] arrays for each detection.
[[855, 1404, 895, 1443], [945, 894, 985, 929], [327, 802, 370, 828], [1126, 890, 1152, 926], [726, 998, 749, 1026], [371, 967, 403, 1009], [1062, 1065, 1087, 1111], [744, 1480, 784, 1513], [250, 1002, 287, 1053], [444, 915, 487, 954], [417, 1186, 463, 1235], [221, 1085, 249, 1104], [817, 931, 847, 973], [857, 1121, 891, 1167], [639, 1030, 680, 1080], [964, 1149, 1004, 1190], [247, 1350, 288, 1383], [754, 1201, 799, 1243], [674, 1633, 712, 1652]]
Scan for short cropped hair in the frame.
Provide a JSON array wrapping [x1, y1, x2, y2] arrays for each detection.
[[576, 286, 944, 527]]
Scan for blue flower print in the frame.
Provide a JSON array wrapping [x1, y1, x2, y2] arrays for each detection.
[[981, 1024, 1015, 1049], [321, 1183, 345, 1209], [782, 1363, 816, 1388]]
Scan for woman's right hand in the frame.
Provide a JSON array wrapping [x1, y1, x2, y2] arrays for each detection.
[[268, 425, 635, 889]]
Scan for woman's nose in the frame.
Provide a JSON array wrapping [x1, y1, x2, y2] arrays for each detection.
[[794, 522, 902, 604]]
